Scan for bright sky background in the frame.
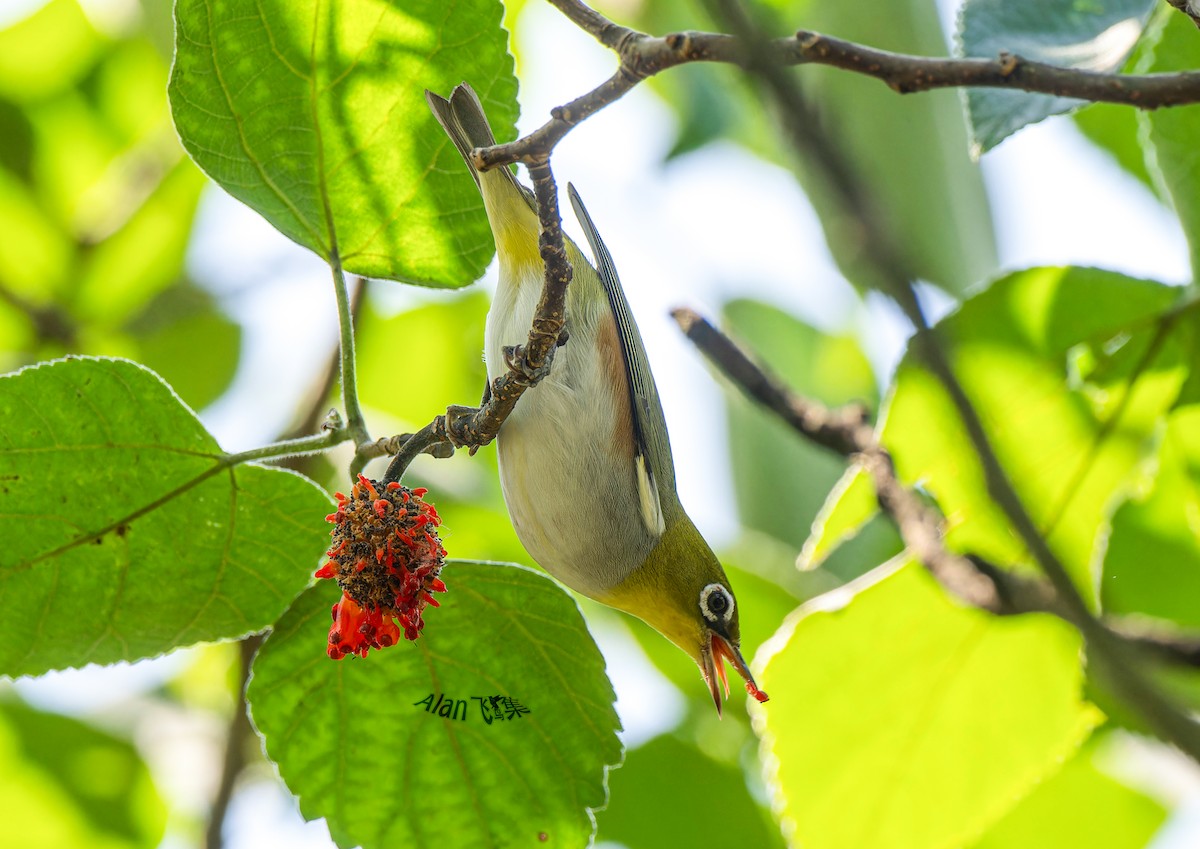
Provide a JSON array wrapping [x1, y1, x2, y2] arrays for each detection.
[[6, 0, 1200, 846]]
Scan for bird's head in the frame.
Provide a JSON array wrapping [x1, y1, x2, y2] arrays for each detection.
[[600, 518, 769, 714]]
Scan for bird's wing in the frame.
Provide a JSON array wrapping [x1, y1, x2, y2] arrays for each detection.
[[568, 184, 676, 533]]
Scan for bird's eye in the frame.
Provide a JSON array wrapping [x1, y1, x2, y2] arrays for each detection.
[[700, 583, 734, 623]]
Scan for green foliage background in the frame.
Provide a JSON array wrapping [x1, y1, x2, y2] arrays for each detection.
[[1, 0, 1197, 848]]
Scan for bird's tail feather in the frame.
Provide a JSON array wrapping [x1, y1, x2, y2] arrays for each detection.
[[425, 83, 526, 202]]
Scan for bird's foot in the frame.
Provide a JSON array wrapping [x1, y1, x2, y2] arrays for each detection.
[[503, 342, 557, 386], [441, 404, 482, 451]]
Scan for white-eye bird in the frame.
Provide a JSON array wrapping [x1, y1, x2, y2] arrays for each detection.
[[426, 84, 767, 713]]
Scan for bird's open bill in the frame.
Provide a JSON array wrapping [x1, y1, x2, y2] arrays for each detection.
[[704, 631, 769, 715]]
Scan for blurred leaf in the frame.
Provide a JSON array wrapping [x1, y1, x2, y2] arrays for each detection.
[[663, 65, 740, 160], [427, 496, 527, 566], [0, 697, 166, 849], [136, 0, 177, 58], [0, 170, 73, 297], [0, 358, 329, 677], [1138, 11, 1200, 281], [1174, 310, 1200, 408], [631, 0, 996, 295], [1101, 404, 1200, 627], [1073, 102, 1159, 197], [169, 0, 517, 286], [791, 0, 997, 294], [868, 268, 1183, 596], [0, 8, 207, 370], [0, 698, 166, 847], [597, 734, 783, 849], [126, 284, 241, 410], [75, 159, 206, 326], [724, 527, 837, 600], [721, 299, 877, 549], [967, 734, 1166, 849], [0, 97, 35, 181], [758, 561, 1100, 849], [357, 290, 490, 429], [248, 561, 622, 849], [0, 0, 102, 102], [86, 34, 168, 143], [956, 0, 1156, 152]]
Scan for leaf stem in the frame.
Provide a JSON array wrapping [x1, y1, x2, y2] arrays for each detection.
[[332, 264, 371, 452], [221, 428, 345, 467]]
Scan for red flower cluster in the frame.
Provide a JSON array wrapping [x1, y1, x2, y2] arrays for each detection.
[[317, 474, 447, 659]]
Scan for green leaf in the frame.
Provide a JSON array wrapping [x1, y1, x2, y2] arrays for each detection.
[[1101, 404, 1200, 627], [1139, 11, 1200, 281], [758, 562, 1100, 849], [169, 0, 517, 286], [0, 357, 330, 677], [597, 734, 784, 849], [956, 0, 1156, 152], [881, 268, 1185, 595], [967, 733, 1166, 849], [0, 697, 166, 849], [248, 561, 622, 849]]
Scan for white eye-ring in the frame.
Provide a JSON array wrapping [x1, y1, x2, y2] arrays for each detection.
[[700, 583, 735, 623]]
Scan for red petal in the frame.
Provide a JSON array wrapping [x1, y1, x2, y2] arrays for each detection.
[[357, 474, 378, 498]]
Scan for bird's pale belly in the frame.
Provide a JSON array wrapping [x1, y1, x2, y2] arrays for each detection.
[[485, 270, 658, 597], [493, 344, 657, 597]]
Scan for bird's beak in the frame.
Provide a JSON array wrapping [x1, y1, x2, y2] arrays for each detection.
[[702, 631, 769, 716]]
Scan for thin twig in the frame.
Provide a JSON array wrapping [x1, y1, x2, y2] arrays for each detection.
[[330, 258, 370, 453], [471, 0, 1200, 172], [377, 160, 574, 482], [205, 634, 263, 849]]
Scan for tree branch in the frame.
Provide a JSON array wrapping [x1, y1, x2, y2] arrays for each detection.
[[381, 159, 573, 483], [688, 0, 1200, 760], [371, 0, 1200, 753], [471, 0, 1200, 172], [205, 635, 262, 849], [1165, 0, 1200, 29], [672, 307, 1200, 663]]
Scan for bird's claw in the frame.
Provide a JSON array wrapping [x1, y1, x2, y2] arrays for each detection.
[[441, 405, 479, 449], [503, 343, 556, 385]]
